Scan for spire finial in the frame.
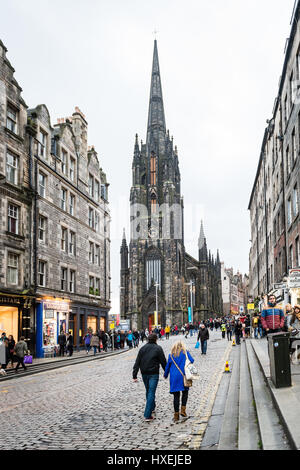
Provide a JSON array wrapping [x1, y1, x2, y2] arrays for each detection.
[[153, 29, 159, 40]]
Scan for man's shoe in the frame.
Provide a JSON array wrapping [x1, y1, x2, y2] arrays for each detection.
[[144, 416, 154, 422], [180, 406, 187, 418]]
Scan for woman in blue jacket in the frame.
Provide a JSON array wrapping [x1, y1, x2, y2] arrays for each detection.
[[164, 340, 195, 422]]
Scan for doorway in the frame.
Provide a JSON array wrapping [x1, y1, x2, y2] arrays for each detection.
[[148, 313, 161, 331]]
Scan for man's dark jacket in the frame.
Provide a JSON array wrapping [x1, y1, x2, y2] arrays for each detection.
[[197, 328, 209, 342], [133, 342, 166, 379], [58, 334, 66, 346]]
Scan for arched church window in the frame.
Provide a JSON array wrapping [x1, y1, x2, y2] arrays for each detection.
[[146, 250, 161, 291], [151, 196, 157, 214]]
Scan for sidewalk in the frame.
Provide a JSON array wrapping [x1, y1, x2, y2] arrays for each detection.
[[4, 346, 129, 370], [250, 337, 300, 450]]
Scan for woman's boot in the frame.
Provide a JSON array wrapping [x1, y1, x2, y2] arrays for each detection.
[[180, 406, 187, 417], [173, 412, 179, 422]]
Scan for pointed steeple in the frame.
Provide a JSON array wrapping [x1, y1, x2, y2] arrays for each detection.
[[146, 40, 166, 150], [198, 220, 205, 249], [120, 228, 128, 270], [133, 133, 140, 163], [199, 220, 208, 263]]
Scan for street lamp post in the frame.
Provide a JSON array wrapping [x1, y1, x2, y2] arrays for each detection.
[[185, 280, 194, 324], [155, 283, 159, 328]]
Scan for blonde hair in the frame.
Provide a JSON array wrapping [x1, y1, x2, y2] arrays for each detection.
[[284, 304, 293, 315], [171, 340, 187, 357]]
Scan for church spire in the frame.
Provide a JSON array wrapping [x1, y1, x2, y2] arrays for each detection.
[[146, 40, 166, 149], [198, 220, 206, 249]]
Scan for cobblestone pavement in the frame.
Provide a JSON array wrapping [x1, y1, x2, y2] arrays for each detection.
[[0, 330, 230, 450]]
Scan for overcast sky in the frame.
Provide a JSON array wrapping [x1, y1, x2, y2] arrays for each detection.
[[1, 0, 296, 314]]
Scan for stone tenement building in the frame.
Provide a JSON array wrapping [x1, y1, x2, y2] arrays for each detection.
[[221, 263, 249, 316], [0, 40, 110, 356], [248, 1, 300, 306], [120, 41, 222, 330]]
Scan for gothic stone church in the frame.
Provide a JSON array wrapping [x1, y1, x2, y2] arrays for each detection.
[[120, 41, 222, 330]]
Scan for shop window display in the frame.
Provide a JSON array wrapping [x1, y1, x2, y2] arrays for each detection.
[[0, 306, 18, 340]]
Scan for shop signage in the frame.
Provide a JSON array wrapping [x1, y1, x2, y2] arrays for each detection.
[[43, 301, 69, 312], [0, 295, 22, 305], [239, 306, 244, 313], [118, 320, 130, 331], [247, 303, 255, 310], [45, 309, 54, 319], [109, 322, 115, 330], [289, 269, 300, 288], [274, 283, 286, 290]]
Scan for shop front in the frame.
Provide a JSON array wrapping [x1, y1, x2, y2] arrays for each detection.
[[0, 293, 34, 349], [70, 303, 108, 350], [36, 299, 70, 358]]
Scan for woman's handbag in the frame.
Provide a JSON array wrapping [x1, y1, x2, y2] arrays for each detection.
[[171, 355, 192, 388], [185, 353, 200, 380]]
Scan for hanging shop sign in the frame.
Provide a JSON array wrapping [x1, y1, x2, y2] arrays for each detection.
[[289, 269, 300, 288]]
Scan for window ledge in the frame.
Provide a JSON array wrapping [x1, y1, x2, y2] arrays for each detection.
[[5, 231, 25, 241], [4, 127, 24, 142]]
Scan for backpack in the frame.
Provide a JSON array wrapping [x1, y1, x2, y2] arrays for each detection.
[[253, 317, 258, 325]]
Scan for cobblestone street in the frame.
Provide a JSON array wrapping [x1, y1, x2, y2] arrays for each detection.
[[0, 331, 230, 450]]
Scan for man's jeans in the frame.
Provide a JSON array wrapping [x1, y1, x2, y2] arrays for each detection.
[[142, 374, 159, 418], [201, 340, 207, 354], [253, 327, 258, 339]]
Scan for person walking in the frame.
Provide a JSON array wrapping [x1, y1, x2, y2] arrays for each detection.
[[133, 330, 139, 348], [245, 315, 251, 338], [127, 330, 133, 349], [1, 337, 9, 370], [120, 331, 126, 349], [133, 333, 167, 422], [261, 294, 285, 335], [91, 332, 100, 355], [165, 325, 170, 340], [84, 332, 92, 354], [197, 323, 209, 354], [235, 320, 243, 345], [58, 331, 66, 357], [99, 330, 108, 352], [7, 335, 15, 368], [140, 330, 146, 343], [284, 304, 294, 332], [14, 336, 29, 373], [252, 314, 259, 339], [226, 322, 232, 341], [66, 332, 73, 357], [164, 340, 195, 422], [221, 322, 226, 339]]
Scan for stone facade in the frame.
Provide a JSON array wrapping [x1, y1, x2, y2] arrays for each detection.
[[0, 40, 110, 354], [0, 39, 34, 346], [248, 2, 300, 305], [120, 41, 222, 330]]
